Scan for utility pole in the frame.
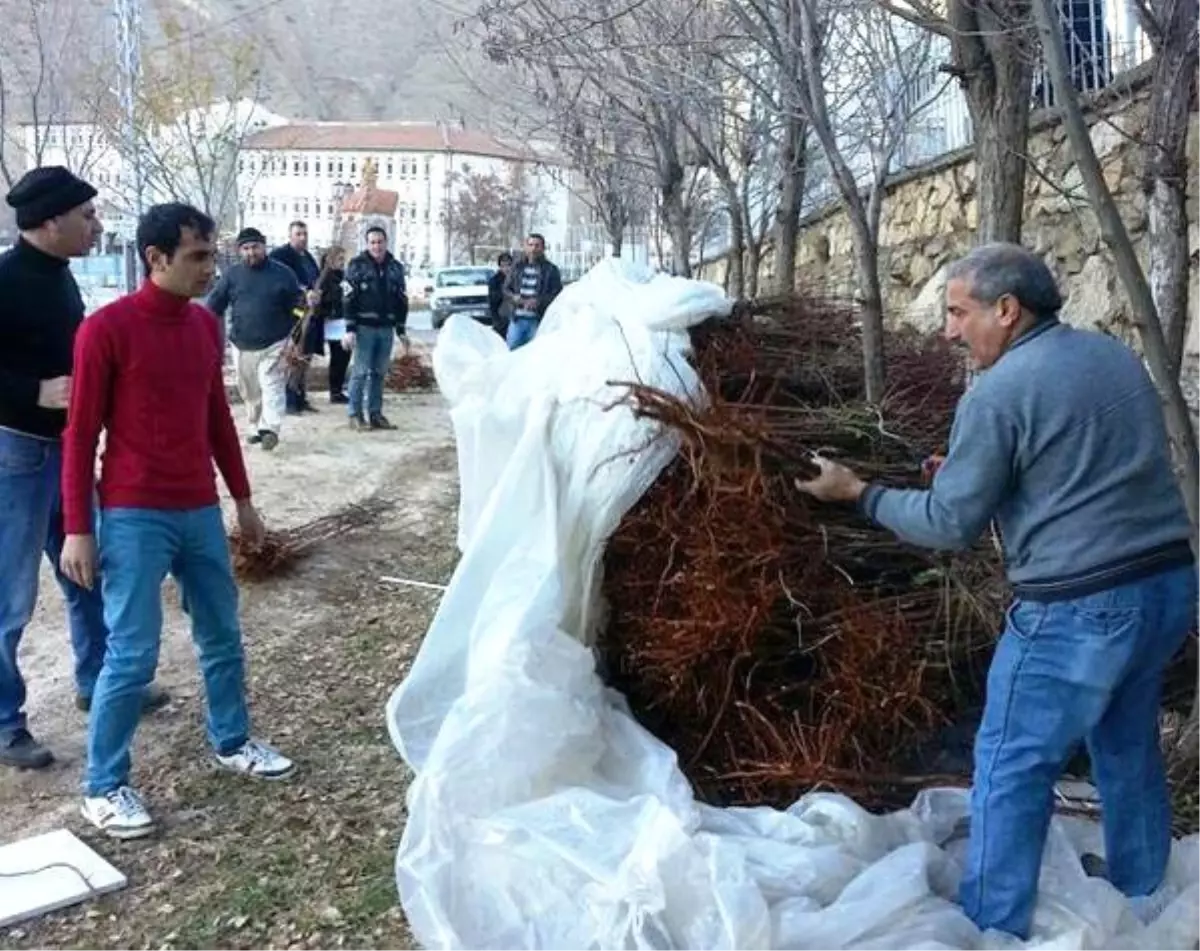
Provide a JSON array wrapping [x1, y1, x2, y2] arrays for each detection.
[[114, 0, 143, 291]]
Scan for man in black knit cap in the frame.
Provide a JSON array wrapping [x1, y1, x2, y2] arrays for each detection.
[[0, 167, 168, 769]]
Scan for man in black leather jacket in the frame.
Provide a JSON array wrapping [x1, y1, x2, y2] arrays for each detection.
[[343, 227, 408, 431]]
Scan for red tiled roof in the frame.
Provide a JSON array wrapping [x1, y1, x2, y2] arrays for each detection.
[[244, 122, 532, 161], [342, 185, 399, 215]]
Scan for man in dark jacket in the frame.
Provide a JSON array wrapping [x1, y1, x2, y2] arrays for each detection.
[[344, 226, 408, 431], [487, 251, 513, 341], [0, 167, 167, 768], [503, 233, 562, 350], [269, 220, 322, 414], [204, 227, 304, 450]]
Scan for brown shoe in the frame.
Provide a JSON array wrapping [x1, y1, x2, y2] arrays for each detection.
[[77, 683, 171, 714]]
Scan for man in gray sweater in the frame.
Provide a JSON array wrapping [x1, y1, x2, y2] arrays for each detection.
[[204, 228, 304, 450], [796, 242, 1194, 940]]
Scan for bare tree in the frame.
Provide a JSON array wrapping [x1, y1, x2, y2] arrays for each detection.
[[444, 166, 516, 263], [480, 0, 714, 277], [98, 17, 268, 228], [734, 0, 943, 401], [1027, 0, 1200, 749], [874, 0, 1038, 243], [0, 0, 106, 187], [529, 76, 646, 257], [1129, 0, 1198, 377]]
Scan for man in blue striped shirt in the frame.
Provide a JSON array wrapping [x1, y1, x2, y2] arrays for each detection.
[[503, 233, 562, 351]]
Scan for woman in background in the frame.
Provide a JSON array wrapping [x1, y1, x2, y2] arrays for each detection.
[[487, 251, 513, 340], [317, 247, 351, 403]]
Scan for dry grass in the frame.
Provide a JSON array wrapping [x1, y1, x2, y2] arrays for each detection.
[[3, 456, 460, 950]]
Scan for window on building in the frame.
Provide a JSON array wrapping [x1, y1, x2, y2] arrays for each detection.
[[237, 158, 244, 174], [293, 200, 301, 214], [303, 158, 309, 174], [386, 158, 394, 177], [327, 159, 334, 176], [337, 158, 344, 175], [326, 202, 334, 216], [424, 157, 432, 178], [303, 198, 310, 214], [350, 158, 357, 176], [293, 159, 301, 175]]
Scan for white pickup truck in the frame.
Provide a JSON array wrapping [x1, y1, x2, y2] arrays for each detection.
[[429, 266, 496, 330]]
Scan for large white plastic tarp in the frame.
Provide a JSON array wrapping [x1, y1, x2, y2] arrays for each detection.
[[386, 259, 1200, 951]]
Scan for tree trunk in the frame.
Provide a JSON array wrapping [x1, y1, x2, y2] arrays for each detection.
[[1143, 42, 1197, 377], [948, 0, 1035, 244], [967, 83, 1033, 244], [662, 185, 692, 277], [772, 115, 807, 292], [1031, 0, 1199, 548], [849, 211, 886, 403], [724, 189, 747, 299], [745, 240, 761, 299], [607, 215, 625, 257]]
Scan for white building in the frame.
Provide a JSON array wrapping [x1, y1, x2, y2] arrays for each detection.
[[22, 99, 287, 240], [236, 122, 578, 269]]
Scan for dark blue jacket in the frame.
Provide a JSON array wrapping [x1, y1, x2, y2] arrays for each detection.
[[270, 244, 324, 354], [204, 259, 303, 351]]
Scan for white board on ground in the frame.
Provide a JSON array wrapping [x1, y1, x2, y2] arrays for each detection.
[[0, 828, 126, 927]]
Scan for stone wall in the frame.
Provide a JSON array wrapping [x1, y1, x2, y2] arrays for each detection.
[[708, 67, 1199, 359]]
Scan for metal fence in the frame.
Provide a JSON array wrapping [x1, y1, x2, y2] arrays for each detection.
[[801, 0, 1153, 215]]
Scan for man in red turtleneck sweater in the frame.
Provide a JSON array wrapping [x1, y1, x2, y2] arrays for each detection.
[[59, 203, 295, 840]]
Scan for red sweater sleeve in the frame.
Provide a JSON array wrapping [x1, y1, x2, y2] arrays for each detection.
[[204, 315, 252, 501], [62, 316, 113, 535]]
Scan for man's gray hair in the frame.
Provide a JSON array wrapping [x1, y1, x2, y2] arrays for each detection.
[[945, 242, 1063, 321]]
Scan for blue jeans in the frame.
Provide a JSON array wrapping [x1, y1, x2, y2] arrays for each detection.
[[348, 325, 395, 420], [506, 316, 539, 350], [86, 506, 250, 795], [0, 428, 107, 740], [961, 563, 1197, 937]]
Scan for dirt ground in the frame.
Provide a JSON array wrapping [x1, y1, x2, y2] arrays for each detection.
[[1, 388, 457, 950]]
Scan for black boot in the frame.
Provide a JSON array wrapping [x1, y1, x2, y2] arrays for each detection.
[[0, 728, 54, 769]]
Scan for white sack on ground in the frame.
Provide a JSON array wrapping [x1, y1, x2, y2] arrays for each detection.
[[386, 259, 1200, 951]]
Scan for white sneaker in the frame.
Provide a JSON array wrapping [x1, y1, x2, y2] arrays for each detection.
[[81, 785, 155, 839], [215, 739, 295, 780]]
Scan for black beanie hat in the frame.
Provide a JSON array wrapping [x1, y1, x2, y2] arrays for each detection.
[[236, 227, 266, 247], [6, 166, 98, 230]]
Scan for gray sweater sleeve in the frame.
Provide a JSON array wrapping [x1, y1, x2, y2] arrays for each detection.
[[860, 390, 1016, 551]]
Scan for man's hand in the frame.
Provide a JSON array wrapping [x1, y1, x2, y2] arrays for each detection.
[[520, 297, 538, 311], [342, 331, 356, 351], [305, 289, 321, 308], [60, 534, 98, 590], [794, 455, 868, 504], [922, 453, 946, 485], [235, 500, 266, 549], [38, 376, 71, 410]]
